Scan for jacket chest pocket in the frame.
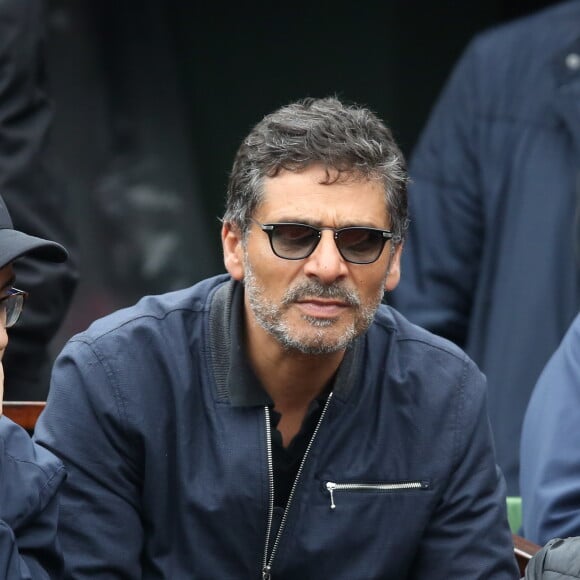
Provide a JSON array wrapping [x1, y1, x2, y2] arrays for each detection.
[[324, 480, 430, 510]]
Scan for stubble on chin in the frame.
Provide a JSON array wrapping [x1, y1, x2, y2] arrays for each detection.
[[242, 261, 385, 355]]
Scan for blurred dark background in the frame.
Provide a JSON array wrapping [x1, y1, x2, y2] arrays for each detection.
[[44, 0, 560, 350]]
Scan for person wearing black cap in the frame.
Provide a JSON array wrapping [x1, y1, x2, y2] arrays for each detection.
[[0, 194, 68, 578]]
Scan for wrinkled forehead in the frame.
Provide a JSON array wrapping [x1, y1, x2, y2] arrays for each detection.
[[256, 165, 390, 227]]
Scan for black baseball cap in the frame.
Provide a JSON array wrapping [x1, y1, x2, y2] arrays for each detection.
[[0, 195, 68, 269]]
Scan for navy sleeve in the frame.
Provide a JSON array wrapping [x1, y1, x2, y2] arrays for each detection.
[[520, 312, 580, 545], [34, 339, 143, 579], [410, 359, 519, 579], [0, 417, 66, 579], [390, 39, 485, 347]]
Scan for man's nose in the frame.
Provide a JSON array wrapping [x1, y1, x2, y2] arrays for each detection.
[[302, 231, 349, 283]]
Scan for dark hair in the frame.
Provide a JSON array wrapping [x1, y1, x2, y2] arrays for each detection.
[[223, 96, 409, 243]]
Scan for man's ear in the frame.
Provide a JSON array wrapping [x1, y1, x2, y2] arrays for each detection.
[[384, 243, 403, 292], [222, 221, 245, 280]]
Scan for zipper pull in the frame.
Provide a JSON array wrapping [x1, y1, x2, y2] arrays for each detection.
[[262, 565, 272, 579], [326, 481, 337, 509]]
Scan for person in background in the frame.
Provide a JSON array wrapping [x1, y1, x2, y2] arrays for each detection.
[[520, 311, 580, 546], [0, 193, 68, 578], [0, 0, 78, 400], [389, 0, 580, 495], [36, 96, 518, 579], [524, 536, 580, 579]]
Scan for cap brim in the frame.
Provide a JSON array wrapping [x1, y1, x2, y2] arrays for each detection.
[[0, 229, 68, 269]]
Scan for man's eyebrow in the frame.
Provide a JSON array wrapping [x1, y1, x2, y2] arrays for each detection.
[[265, 218, 384, 228]]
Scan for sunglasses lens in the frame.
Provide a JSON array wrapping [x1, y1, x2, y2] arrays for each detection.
[[271, 224, 319, 259], [2, 294, 23, 328], [260, 220, 389, 264], [337, 228, 384, 264]]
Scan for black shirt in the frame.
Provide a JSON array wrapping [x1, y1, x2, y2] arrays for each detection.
[[227, 284, 330, 508]]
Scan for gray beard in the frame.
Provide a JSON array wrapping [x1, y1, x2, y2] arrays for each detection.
[[242, 257, 385, 355]]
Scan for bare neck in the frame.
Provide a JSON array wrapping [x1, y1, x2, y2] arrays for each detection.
[[244, 317, 344, 445], [253, 345, 342, 409]]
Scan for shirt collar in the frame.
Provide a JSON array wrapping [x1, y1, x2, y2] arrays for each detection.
[[227, 281, 273, 407]]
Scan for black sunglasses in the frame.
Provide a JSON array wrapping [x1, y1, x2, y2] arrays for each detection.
[[251, 219, 393, 264]]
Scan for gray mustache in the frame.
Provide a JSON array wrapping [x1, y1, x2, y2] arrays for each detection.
[[283, 281, 360, 307]]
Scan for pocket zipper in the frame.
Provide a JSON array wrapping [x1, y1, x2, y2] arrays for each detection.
[[325, 480, 429, 509]]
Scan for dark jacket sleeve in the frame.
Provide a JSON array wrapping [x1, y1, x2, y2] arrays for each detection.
[[520, 312, 580, 545], [0, 417, 66, 578], [389, 39, 484, 347], [410, 358, 520, 579], [0, 0, 78, 400], [34, 339, 144, 579]]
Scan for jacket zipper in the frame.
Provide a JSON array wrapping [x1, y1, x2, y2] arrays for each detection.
[[325, 480, 429, 509], [261, 392, 334, 580]]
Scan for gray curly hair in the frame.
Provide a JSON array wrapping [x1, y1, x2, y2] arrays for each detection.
[[223, 96, 409, 244]]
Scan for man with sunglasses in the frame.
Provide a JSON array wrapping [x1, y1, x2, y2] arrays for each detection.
[[36, 97, 518, 578], [0, 194, 68, 577]]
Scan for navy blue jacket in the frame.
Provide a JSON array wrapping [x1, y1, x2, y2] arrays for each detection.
[[520, 312, 580, 545], [390, 0, 580, 494], [0, 417, 66, 578], [35, 275, 518, 578]]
